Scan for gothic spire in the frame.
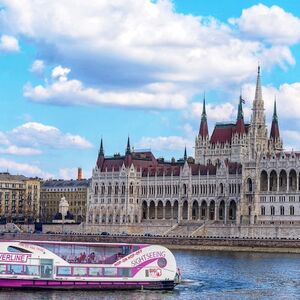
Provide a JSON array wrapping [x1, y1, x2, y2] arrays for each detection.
[[96, 137, 105, 169], [254, 65, 263, 101], [99, 138, 104, 156], [198, 95, 209, 137], [237, 94, 244, 120], [235, 94, 245, 134], [126, 136, 131, 155], [270, 99, 280, 139], [184, 146, 187, 161]]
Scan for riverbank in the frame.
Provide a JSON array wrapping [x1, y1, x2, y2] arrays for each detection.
[[1, 232, 300, 254]]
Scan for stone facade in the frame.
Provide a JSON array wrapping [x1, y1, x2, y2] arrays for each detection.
[[87, 67, 300, 228], [0, 173, 41, 223], [40, 179, 90, 223]]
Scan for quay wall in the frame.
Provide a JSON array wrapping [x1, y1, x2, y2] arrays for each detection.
[[1, 232, 300, 253]]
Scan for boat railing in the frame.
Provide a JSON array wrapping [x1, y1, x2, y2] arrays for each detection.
[[62, 253, 125, 265]]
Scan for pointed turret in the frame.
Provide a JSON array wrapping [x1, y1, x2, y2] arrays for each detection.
[[184, 146, 187, 161], [126, 136, 131, 155], [270, 99, 280, 140], [235, 94, 246, 134], [96, 138, 105, 169], [255, 65, 263, 101], [125, 136, 132, 167], [198, 96, 209, 137]]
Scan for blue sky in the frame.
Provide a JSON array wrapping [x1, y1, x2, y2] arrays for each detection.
[[0, 0, 300, 179]]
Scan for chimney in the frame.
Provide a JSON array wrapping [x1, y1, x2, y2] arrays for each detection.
[[77, 167, 83, 180]]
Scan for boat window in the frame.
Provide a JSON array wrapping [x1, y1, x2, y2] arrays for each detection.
[[7, 246, 31, 253], [103, 267, 117, 276], [132, 246, 139, 252], [0, 265, 6, 274], [119, 268, 132, 277], [8, 264, 24, 275], [57, 266, 72, 276], [73, 267, 87, 276], [25, 266, 40, 276], [89, 267, 102, 277], [121, 246, 130, 255]]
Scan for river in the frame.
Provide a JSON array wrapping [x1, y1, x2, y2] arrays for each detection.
[[0, 250, 299, 299]]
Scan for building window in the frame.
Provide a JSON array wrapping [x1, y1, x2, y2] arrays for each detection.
[[261, 206, 265, 216], [280, 206, 284, 215], [290, 206, 295, 216], [270, 206, 275, 216]]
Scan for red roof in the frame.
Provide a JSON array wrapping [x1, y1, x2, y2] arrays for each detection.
[[199, 120, 209, 137], [210, 123, 249, 144], [270, 120, 280, 140]]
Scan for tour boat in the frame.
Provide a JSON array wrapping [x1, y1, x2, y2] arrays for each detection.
[[0, 240, 181, 290]]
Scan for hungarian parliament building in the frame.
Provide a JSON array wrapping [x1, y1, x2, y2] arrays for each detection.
[[87, 67, 300, 227]]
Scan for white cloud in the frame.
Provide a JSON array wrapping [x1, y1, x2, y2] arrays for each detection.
[[10, 122, 93, 149], [59, 168, 78, 180], [242, 82, 300, 120], [0, 145, 42, 155], [24, 67, 188, 109], [0, 158, 52, 178], [0, 1, 297, 109], [51, 65, 70, 80], [30, 59, 45, 74], [0, 34, 19, 52], [230, 4, 300, 45], [137, 136, 193, 151], [188, 102, 236, 123]]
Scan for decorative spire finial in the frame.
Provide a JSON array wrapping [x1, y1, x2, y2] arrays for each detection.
[[184, 146, 187, 161], [273, 97, 278, 123]]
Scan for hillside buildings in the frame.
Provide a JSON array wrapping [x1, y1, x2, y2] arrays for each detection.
[[87, 67, 300, 227]]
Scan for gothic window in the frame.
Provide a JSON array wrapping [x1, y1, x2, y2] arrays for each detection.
[[280, 206, 285, 215], [247, 178, 253, 193], [261, 206, 265, 216], [290, 206, 295, 216], [108, 183, 112, 195], [270, 206, 275, 216]]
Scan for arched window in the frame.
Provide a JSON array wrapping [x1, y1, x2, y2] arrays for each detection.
[[290, 206, 295, 216], [280, 206, 285, 216], [247, 178, 253, 192], [261, 206, 265, 216], [270, 206, 275, 216]]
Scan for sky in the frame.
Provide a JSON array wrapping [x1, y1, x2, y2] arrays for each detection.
[[0, 0, 300, 179]]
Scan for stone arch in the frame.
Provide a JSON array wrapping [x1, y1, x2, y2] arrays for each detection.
[[149, 200, 155, 219], [173, 201, 179, 219], [229, 200, 236, 221], [165, 200, 172, 219], [142, 201, 148, 220], [279, 170, 287, 191], [209, 200, 215, 220], [260, 170, 268, 191], [219, 200, 225, 220], [289, 169, 297, 191], [182, 200, 188, 220], [157, 200, 163, 219], [122, 215, 126, 223], [200, 200, 207, 220], [192, 200, 199, 220], [270, 170, 277, 191]]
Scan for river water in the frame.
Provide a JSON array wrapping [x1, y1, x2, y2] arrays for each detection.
[[0, 250, 299, 300]]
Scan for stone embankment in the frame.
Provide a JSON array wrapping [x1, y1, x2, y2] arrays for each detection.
[[1, 232, 300, 253]]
